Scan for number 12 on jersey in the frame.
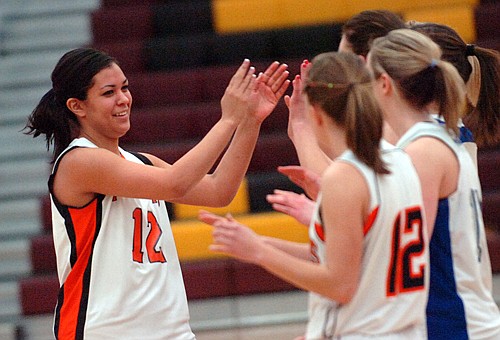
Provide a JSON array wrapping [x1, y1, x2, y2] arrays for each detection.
[[132, 208, 167, 264], [386, 206, 426, 296]]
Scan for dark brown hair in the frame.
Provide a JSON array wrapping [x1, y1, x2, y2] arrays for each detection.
[[342, 10, 406, 57], [25, 48, 117, 161], [410, 22, 500, 147]]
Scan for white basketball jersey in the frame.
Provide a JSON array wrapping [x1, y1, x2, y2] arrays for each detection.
[[306, 143, 428, 339], [397, 122, 500, 340], [49, 138, 195, 340]]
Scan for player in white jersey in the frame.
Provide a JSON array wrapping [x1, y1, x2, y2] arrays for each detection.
[[306, 144, 428, 339], [397, 122, 500, 339], [198, 52, 428, 339], [368, 29, 500, 339], [50, 138, 194, 339], [25, 48, 290, 339]]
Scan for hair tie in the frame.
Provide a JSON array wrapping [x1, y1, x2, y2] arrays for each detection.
[[465, 44, 475, 56], [429, 59, 439, 69]]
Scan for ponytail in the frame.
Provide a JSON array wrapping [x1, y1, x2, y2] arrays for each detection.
[[370, 29, 466, 137], [434, 60, 465, 136], [24, 47, 117, 162], [464, 47, 500, 147], [25, 88, 78, 162], [345, 83, 389, 174], [305, 52, 389, 174], [409, 22, 500, 147]]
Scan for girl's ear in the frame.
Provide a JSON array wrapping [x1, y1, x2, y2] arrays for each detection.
[[380, 73, 393, 96], [66, 98, 86, 118], [310, 105, 324, 126]]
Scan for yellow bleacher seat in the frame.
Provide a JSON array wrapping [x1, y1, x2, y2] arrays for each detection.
[[172, 211, 309, 261], [404, 4, 477, 42], [213, 0, 352, 33], [278, 0, 351, 27], [173, 178, 250, 220], [212, 0, 282, 33], [348, 0, 478, 17], [213, 0, 479, 35]]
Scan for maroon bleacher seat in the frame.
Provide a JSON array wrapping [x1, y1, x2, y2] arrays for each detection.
[[248, 133, 299, 173], [181, 259, 233, 300], [122, 102, 221, 145], [199, 58, 300, 104], [91, 5, 154, 44], [152, 1, 214, 37], [30, 234, 56, 275], [483, 192, 500, 230], [474, 2, 500, 51], [233, 261, 297, 295], [478, 147, 500, 192], [18, 259, 298, 316], [41, 195, 52, 233], [128, 132, 298, 173], [100, 0, 158, 8], [92, 40, 147, 74], [128, 69, 205, 108], [144, 33, 213, 72], [487, 229, 500, 273], [121, 99, 289, 147], [19, 275, 59, 315]]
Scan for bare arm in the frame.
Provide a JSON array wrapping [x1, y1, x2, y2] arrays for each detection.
[[199, 211, 311, 260], [404, 137, 459, 237], [198, 162, 366, 304], [171, 61, 291, 206], [53, 60, 269, 206], [286, 62, 332, 175], [261, 235, 311, 260], [266, 189, 315, 226]]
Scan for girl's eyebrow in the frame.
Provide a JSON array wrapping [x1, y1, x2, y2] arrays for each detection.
[[100, 78, 128, 90]]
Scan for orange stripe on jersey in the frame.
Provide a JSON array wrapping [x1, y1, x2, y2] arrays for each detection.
[[314, 222, 325, 242], [55, 197, 102, 340], [363, 206, 379, 236]]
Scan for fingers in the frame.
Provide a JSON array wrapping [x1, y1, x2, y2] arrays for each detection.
[[208, 244, 228, 254], [277, 165, 305, 177], [284, 95, 291, 108], [274, 77, 291, 99], [198, 210, 233, 227], [241, 66, 256, 91], [229, 59, 251, 87], [229, 59, 257, 92], [300, 59, 311, 81], [260, 61, 280, 86], [291, 74, 303, 97], [260, 62, 290, 93]]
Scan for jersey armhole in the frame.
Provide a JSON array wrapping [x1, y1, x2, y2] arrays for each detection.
[[130, 151, 153, 166]]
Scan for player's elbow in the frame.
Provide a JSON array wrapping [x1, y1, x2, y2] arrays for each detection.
[[323, 281, 358, 305], [204, 192, 235, 207], [336, 286, 357, 304]]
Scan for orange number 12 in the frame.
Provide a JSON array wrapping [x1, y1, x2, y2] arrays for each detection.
[[132, 208, 167, 263]]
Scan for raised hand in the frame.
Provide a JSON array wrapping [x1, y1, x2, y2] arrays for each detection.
[[266, 189, 315, 226], [220, 59, 258, 125], [284, 60, 312, 142], [278, 165, 321, 200], [251, 61, 291, 123]]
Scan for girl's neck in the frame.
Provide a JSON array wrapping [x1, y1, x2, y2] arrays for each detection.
[[322, 123, 348, 160], [80, 132, 120, 156], [384, 100, 434, 142]]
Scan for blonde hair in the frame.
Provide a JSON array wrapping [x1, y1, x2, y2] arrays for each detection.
[[369, 29, 466, 136], [305, 52, 389, 174]]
